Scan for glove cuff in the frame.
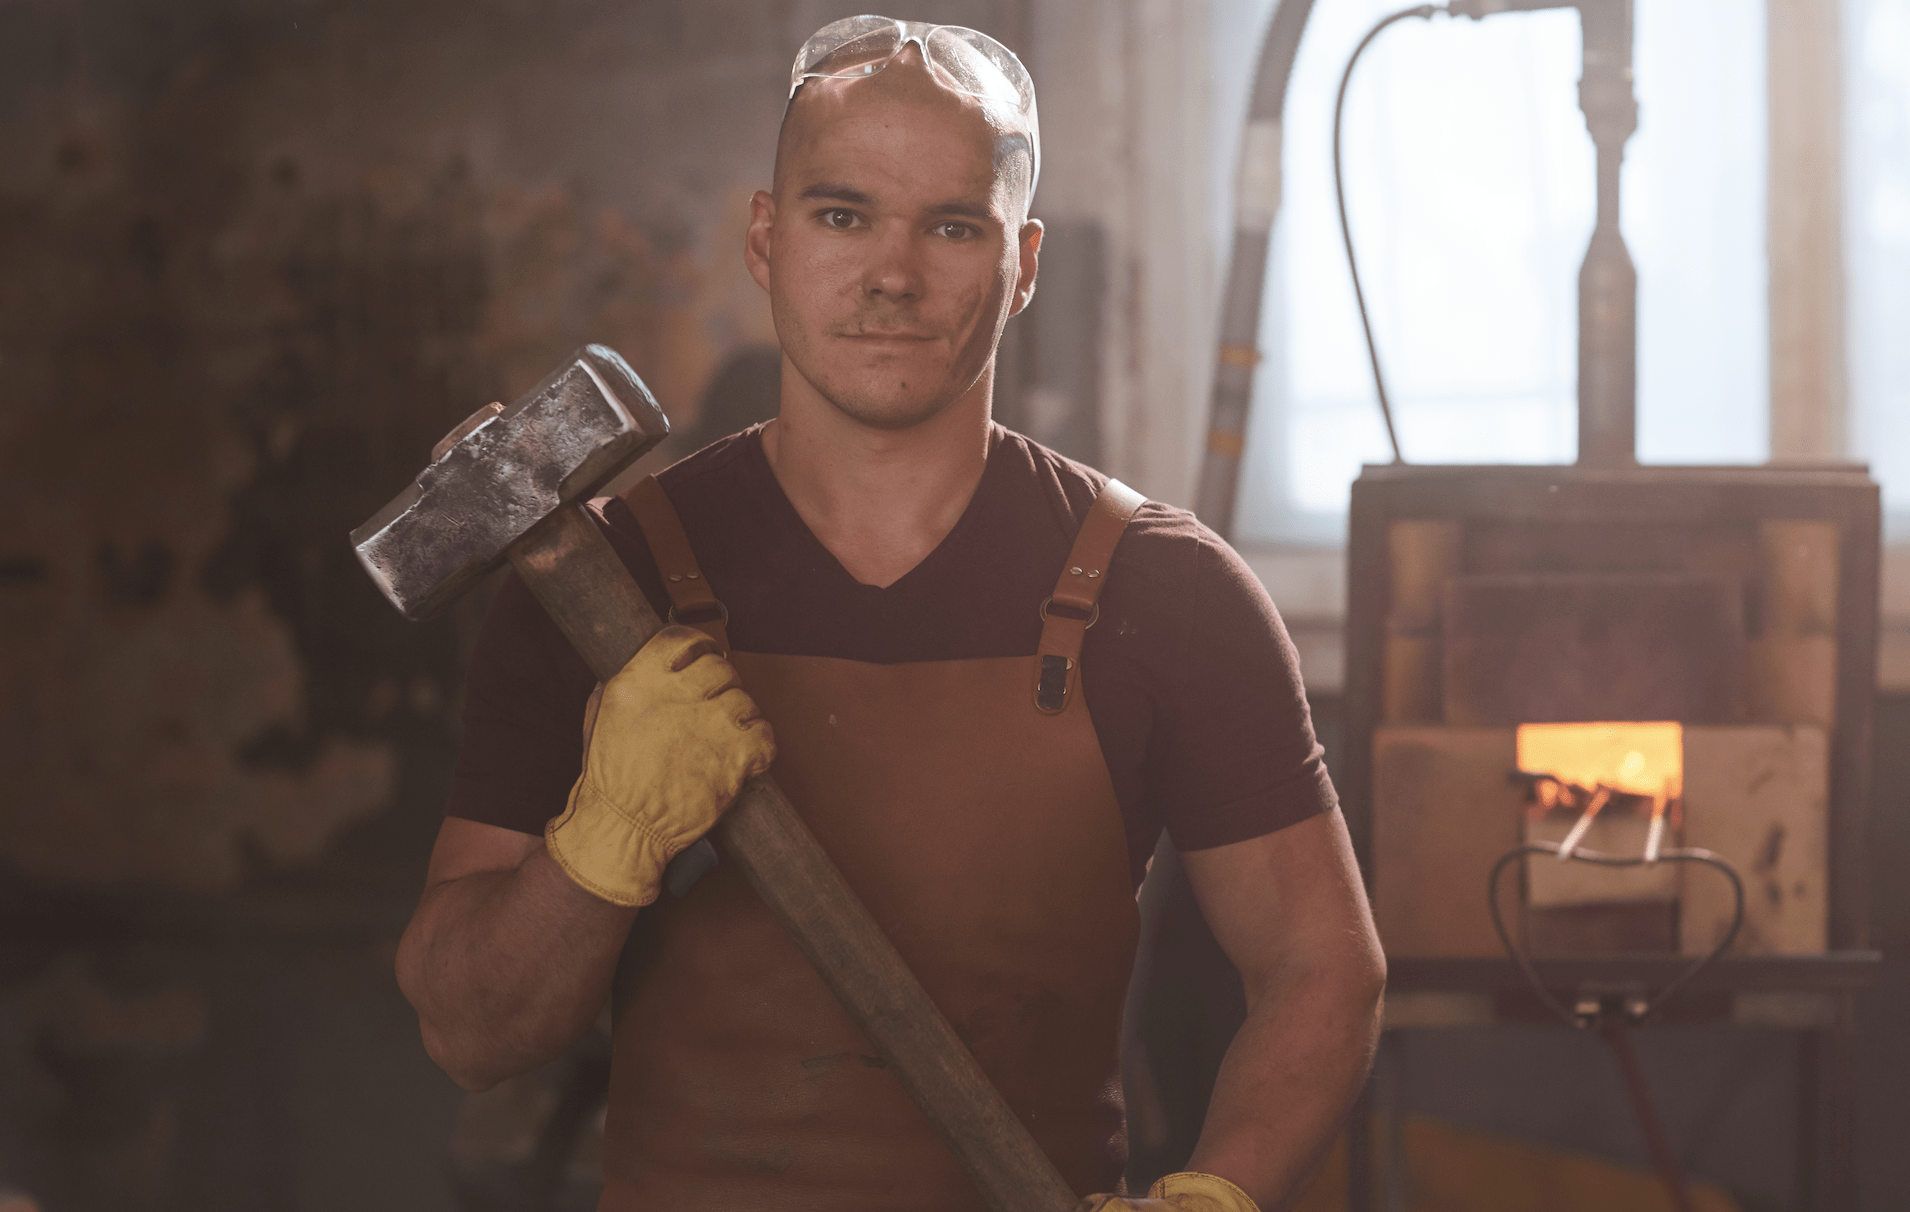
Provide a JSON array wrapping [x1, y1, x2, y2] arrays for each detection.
[[1148, 1172, 1260, 1212], [545, 775, 676, 908]]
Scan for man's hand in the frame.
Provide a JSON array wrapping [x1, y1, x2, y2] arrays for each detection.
[[396, 625, 773, 1092], [1080, 1171, 1261, 1211], [546, 625, 775, 907]]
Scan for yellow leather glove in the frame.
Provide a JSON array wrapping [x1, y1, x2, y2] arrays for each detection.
[[545, 625, 775, 907], [1078, 1172, 1261, 1212]]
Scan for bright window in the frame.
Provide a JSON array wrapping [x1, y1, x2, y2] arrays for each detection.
[[1226, 0, 1769, 545], [1849, 0, 1910, 537]]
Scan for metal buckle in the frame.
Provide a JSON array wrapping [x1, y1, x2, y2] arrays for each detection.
[[1037, 595, 1098, 629], [1035, 653, 1073, 714], [668, 600, 730, 627]]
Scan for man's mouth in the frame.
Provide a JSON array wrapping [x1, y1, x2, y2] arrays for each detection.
[[843, 329, 937, 341]]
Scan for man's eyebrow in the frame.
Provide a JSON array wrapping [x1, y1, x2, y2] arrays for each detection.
[[925, 199, 997, 222], [797, 183, 875, 206]]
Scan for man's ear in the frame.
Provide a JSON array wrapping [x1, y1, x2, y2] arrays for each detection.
[[1009, 217, 1043, 316], [745, 189, 776, 293]]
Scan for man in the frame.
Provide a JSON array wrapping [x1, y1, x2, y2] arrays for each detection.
[[396, 16, 1384, 1211]]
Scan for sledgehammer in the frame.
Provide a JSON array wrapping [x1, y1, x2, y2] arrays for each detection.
[[351, 346, 1077, 1212]]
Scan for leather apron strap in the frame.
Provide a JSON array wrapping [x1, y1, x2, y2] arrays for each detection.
[[620, 475, 731, 654], [1035, 478, 1146, 714]]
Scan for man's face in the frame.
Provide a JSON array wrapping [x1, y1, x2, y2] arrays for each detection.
[[746, 50, 1041, 431]]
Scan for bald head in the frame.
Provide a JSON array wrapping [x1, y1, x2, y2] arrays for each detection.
[[774, 47, 1036, 224], [742, 38, 1044, 435]]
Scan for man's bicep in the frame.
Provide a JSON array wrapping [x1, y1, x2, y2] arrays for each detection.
[[424, 816, 544, 889], [1151, 531, 1336, 851], [1177, 811, 1381, 993]]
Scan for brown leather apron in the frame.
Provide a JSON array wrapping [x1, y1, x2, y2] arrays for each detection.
[[600, 474, 1147, 1211]]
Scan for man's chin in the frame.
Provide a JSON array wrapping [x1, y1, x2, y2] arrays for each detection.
[[825, 392, 953, 432], [797, 363, 976, 430]]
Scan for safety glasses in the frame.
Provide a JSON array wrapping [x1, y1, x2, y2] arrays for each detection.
[[789, 15, 1040, 190]]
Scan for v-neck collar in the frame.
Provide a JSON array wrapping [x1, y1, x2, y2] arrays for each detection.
[[741, 422, 1008, 594]]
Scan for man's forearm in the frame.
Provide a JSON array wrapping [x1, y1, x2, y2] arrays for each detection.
[[396, 846, 638, 1091], [1186, 957, 1385, 1211]]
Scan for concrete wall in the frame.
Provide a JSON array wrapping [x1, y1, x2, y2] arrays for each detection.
[[0, 1, 996, 1206], [0, 1, 1185, 1205]]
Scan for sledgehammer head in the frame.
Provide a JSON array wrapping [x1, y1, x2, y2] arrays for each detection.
[[351, 345, 669, 621]]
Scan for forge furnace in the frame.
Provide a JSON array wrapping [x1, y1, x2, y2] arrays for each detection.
[[1328, 4, 1881, 1210]]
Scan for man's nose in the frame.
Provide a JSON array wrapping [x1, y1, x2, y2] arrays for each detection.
[[862, 228, 923, 302]]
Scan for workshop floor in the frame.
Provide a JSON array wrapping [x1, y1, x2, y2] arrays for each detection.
[[1295, 1116, 1744, 1212]]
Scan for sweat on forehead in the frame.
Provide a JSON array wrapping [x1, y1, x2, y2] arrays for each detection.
[[772, 55, 1034, 217]]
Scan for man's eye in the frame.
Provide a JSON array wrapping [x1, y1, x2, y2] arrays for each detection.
[[935, 222, 976, 241], [823, 209, 859, 229]]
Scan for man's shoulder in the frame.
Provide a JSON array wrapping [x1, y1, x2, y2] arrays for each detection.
[[653, 426, 765, 498], [992, 427, 1211, 558], [595, 426, 768, 541]]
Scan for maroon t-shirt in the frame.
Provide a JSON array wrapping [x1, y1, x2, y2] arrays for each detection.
[[448, 424, 1335, 887]]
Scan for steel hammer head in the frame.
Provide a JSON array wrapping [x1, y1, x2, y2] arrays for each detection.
[[351, 345, 669, 620]]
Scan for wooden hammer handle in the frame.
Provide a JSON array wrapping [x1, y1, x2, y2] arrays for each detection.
[[507, 505, 1081, 1212]]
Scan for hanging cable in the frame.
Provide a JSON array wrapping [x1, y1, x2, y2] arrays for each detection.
[[1486, 840, 1747, 1028], [1602, 1017, 1702, 1212], [1333, 4, 1439, 464], [1486, 838, 1745, 1211]]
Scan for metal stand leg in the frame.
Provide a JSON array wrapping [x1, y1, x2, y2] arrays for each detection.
[[1800, 1022, 1822, 1212], [1825, 994, 1859, 1212], [1348, 1075, 1375, 1212], [1377, 1032, 1408, 1212], [1801, 993, 1860, 1212]]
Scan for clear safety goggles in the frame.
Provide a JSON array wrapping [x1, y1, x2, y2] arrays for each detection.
[[788, 15, 1040, 191]]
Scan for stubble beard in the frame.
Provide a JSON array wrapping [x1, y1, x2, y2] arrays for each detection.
[[781, 315, 1004, 433]]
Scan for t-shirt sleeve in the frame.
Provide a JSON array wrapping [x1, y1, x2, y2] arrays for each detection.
[[1153, 530, 1337, 851], [445, 567, 599, 835]]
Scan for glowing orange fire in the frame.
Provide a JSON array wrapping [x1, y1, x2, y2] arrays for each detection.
[[1518, 722, 1683, 800], [1517, 722, 1684, 863]]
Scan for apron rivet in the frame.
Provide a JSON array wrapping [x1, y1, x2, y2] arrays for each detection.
[[1070, 566, 1083, 575]]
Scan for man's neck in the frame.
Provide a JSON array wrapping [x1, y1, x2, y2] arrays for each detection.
[[761, 380, 994, 590]]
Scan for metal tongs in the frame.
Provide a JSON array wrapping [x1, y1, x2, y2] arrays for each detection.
[[1515, 772, 1671, 864]]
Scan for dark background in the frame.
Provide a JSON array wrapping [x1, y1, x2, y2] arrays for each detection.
[[0, 1, 1902, 1209]]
